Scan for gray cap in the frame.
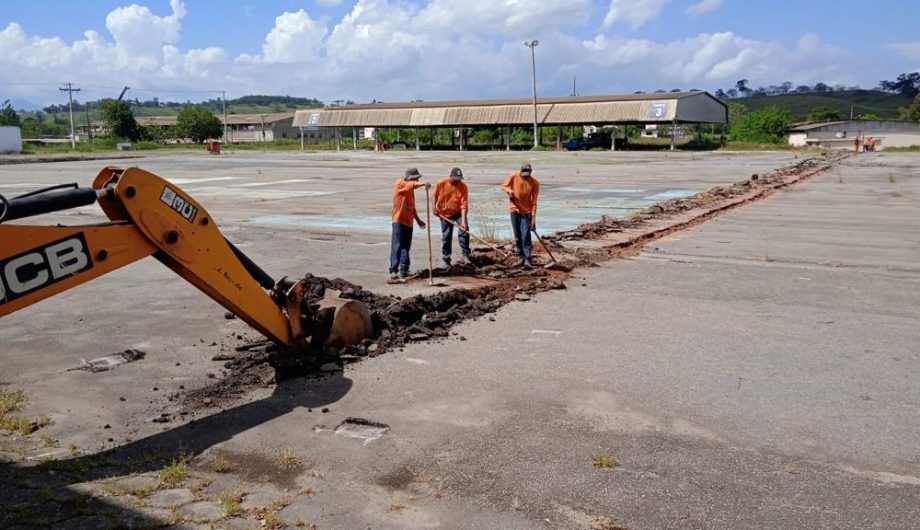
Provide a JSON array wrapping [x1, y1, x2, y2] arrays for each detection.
[[405, 167, 422, 180], [520, 163, 532, 176], [450, 167, 463, 179]]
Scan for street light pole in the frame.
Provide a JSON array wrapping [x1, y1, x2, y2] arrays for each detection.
[[524, 40, 539, 148]]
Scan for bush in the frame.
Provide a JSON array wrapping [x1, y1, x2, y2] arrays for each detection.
[[176, 106, 223, 143], [99, 99, 141, 141], [730, 107, 791, 143]]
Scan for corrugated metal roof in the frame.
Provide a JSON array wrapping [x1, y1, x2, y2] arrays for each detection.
[[293, 92, 725, 127]]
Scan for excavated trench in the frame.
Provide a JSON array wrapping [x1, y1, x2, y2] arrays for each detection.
[[183, 152, 848, 410]]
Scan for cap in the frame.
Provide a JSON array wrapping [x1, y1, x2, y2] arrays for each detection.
[[405, 167, 422, 180], [520, 164, 532, 176], [449, 167, 463, 179]]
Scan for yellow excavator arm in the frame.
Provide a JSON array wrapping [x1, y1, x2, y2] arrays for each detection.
[[0, 166, 371, 352]]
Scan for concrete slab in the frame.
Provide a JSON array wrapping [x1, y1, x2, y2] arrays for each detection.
[[3, 150, 919, 528]]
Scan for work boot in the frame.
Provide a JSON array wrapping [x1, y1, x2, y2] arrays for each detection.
[[389, 272, 399, 280], [398, 270, 409, 279], [459, 254, 471, 265], [515, 258, 526, 268], [443, 257, 452, 268], [524, 258, 533, 269]]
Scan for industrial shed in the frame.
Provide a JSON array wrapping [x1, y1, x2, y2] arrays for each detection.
[[293, 91, 727, 150], [787, 120, 920, 150]]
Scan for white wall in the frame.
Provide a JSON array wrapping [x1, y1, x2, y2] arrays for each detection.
[[875, 133, 920, 149], [0, 126, 22, 153], [787, 132, 807, 147]]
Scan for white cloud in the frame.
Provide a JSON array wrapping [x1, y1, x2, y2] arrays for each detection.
[[0, 0, 891, 106], [414, 0, 593, 37], [105, 0, 186, 68], [260, 10, 327, 63], [887, 42, 920, 61], [686, 0, 724, 17], [602, 0, 670, 30]]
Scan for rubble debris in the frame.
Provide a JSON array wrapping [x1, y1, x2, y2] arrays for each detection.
[[67, 349, 146, 373], [176, 152, 846, 413]]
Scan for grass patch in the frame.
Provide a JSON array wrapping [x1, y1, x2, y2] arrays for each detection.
[[591, 451, 617, 469], [263, 511, 284, 529], [277, 449, 302, 469], [209, 456, 234, 473], [883, 145, 920, 152], [219, 490, 245, 517], [159, 460, 188, 487], [0, 388, 46, 435]]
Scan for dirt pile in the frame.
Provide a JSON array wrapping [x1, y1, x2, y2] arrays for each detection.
[[182, 152, 845, 411]]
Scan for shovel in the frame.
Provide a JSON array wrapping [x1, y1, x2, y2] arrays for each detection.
[[436, 214, 514, 260], [425, 189, 447, 286], [531, 227, 560, 269]]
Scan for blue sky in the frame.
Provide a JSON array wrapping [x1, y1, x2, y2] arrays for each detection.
[[2, 0, 918, 107]]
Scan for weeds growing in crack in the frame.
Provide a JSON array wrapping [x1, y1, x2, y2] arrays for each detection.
[[277, 449, 302, 469], [591, 451, 617, 469]]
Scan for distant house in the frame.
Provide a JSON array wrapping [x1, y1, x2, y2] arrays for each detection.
[[137, 112, 334, 143], [787, 120, 920, 150]]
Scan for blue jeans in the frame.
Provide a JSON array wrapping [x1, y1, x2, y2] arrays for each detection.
[[389, 223, 413, 274], [440, 213, 471, 261], [510, 211, 533, 259]]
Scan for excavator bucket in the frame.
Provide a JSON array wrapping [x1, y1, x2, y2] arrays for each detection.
[[313, 290, 373, 350]]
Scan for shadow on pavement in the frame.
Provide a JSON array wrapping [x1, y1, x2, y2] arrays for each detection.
[[0, 370, 352, 528]]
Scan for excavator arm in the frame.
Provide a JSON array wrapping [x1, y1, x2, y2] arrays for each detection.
[[0, 166, 371, 352]]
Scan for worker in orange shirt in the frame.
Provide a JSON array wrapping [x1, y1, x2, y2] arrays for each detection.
[[501, 163, 540, 269], [433, 167, 471, 267], [390, 168, 430, 279]]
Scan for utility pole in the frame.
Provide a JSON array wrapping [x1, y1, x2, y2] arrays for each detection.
[[524, 40, 539, 148], [59, 82, 80, 149], [220, 90, 229, 143]]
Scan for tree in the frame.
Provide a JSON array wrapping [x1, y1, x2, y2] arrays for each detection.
[[726, 88, 739, 98], [714, 89, 727, 99], [730, 107, 791, 143], [904, 93, 920, 122], [795, 85, 811, 93], [878, 72, 920, 98], [780, 81, 793, 95], [0, 100, 20, 126], [813, 82, 830, 92], [857, 113, 879, 120], [735, 79, 751, 97], [807, 106, 841, 122], [176, 106, 222, 143], [99, 99, 141, 141]]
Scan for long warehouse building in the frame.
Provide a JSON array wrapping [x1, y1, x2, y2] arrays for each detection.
[[293, 91, 727, 150]]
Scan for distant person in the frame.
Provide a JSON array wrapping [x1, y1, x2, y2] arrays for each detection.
[[868, 137, 876, 152], [434, 167, 471, 267], [501, 163, 540, 269], [389, 168, 429, 279]]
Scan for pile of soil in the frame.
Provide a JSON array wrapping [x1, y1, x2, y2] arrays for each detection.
[[181, 152, 845, 411]]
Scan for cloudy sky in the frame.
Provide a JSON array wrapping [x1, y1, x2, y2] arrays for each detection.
[[1, 0, 918, 108]]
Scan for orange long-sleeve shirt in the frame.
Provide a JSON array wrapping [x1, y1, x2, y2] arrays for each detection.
[[501, 172, 539, 215], [392, 178, 419, 227], [433, 177, 469, 218]]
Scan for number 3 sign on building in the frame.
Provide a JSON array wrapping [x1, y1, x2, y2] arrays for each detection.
[[649, 102, 669, 119]]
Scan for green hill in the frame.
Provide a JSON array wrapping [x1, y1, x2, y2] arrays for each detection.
[[733, 90, 911, 121]]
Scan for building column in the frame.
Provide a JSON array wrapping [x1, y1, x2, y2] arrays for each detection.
[[415, 128, 420, 151], [556, 128, 562, 150], [611, 125, 616, 151], [506, 126, 511, 151], [352, 128, 357, 149], [300, 127, 304, 151], [670, 119, 677, 151], [336, 129, 341, 151]]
